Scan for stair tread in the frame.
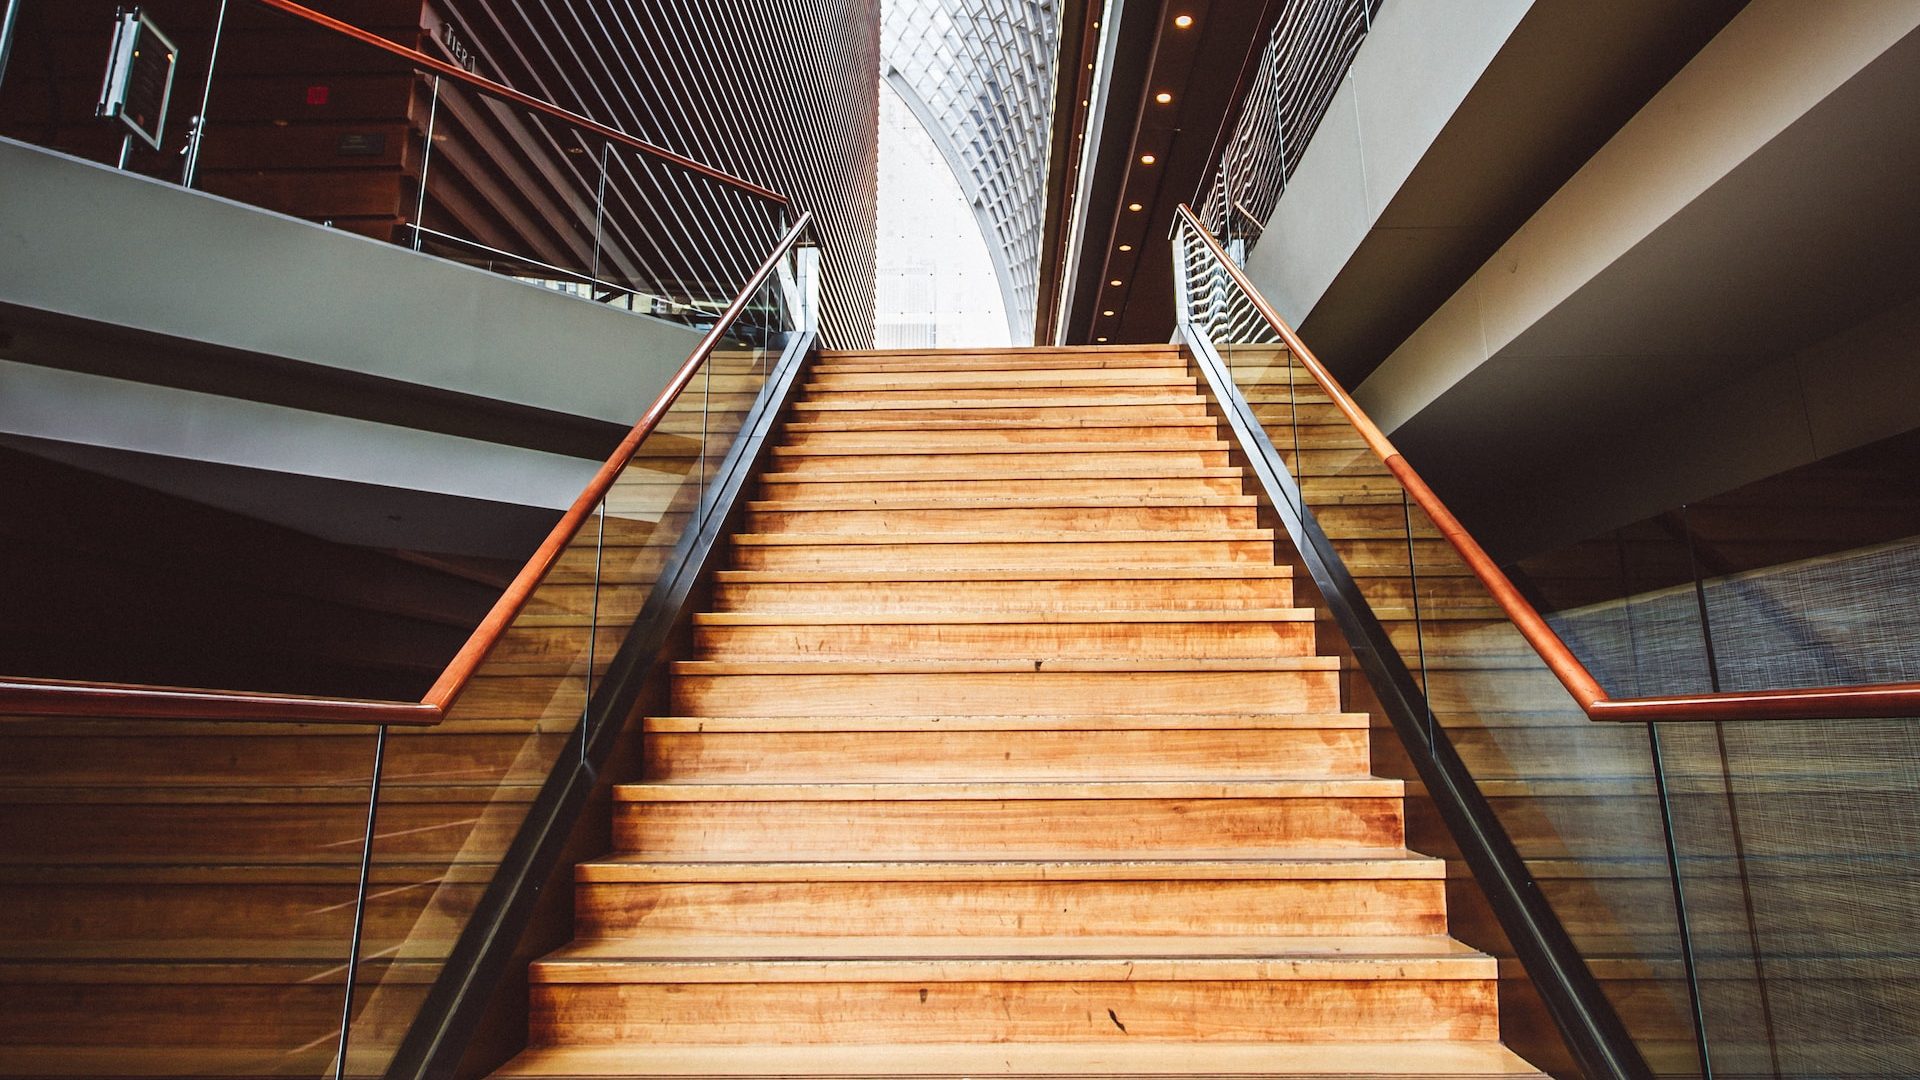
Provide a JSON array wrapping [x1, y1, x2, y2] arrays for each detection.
[[770, 442, 1230, 455], [730, 530, 1274, 545], [574, 855, 1446, 883], [746, 495, 1257, 510], [492, 1041, 1544, 1077], [643, 713, 1369, 732], [692, 609, 1312, 625], [784, 418, 1217, 431], [614, 779, 1403, 801], [530, 934, 1495, 982], [793, 396, 1207, 410], [714, 566, 1291, 582], [672, 658, 1338, 674], [760, 466, 1244, 481]]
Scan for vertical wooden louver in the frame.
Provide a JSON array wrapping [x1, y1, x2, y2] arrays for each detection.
[[428, 0, 880, 348]]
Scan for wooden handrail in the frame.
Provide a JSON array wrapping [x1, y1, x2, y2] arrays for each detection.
[[251, 0, 790, 207], [0, 677, 442, 726], [421, 212, 813, 709], [1174, 203, 1920, 724], [0, 213, 814, 726]]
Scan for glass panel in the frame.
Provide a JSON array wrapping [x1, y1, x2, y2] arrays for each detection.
[[1658, 717, 1920, 1077], [1176, 217, 1699, 1075], [0, 714, 379, 1077], [1401, 496, 1702, 1077], [341, 249, 800, 1077], [1511, 519, 1718, 699], [1508, 430, 1920, 699]]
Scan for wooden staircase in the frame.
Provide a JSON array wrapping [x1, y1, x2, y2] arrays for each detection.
[[492, 346, 1544, 1078]]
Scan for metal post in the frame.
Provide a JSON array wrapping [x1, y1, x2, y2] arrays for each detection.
[[334, 724, 389, 1080], [0, 0, 23, 92], [591, 141, 610, 283], [411, 75, 441, 251], [1647, 723, 1715, 1080], [116, 133, 133, 170], [582, 505, 604, 765], [180, 0, 230, 188]]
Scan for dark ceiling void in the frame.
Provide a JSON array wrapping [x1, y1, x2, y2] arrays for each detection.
[[1041, 0, 1281, 346]]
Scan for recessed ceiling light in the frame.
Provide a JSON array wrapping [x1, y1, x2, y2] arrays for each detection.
[[1110, 279, 1123, 286], [1118, 244, 1133, 252], [1096, 336, 1109, 343], [1102, 309, 1115, 316], [1155, 92, 1172, 104], [1174, 14, 1193, 28], [1128, 203, 1143, 212], [1140, 154, 1156, 165]]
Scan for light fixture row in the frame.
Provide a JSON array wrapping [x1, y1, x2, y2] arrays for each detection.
[[1100, 13, 1194, 338]]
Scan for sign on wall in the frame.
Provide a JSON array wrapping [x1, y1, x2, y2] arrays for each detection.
[[97, 8, 179, 151]]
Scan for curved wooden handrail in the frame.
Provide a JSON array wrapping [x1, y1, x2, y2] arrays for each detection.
[[0, 213, 814, 726], [252, 0, 789, 207], [1174, 203, 1920, 724]]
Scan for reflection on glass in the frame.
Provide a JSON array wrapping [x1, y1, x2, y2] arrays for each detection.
[[340, 252, 800, 1077], [1175, 216, 1699, 1076], [0, 717, 378, 1077]]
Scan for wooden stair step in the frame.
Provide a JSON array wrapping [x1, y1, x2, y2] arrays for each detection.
[[757, 471, 1248, 498], [746, 492, 1253, 508], [571, 858, 1449, 939], [642, 717, 1368, 781], [805, 369, 1192, 388], [491, 1040, 1545, 1077], [532, 932, 1491, 974], [689, 613, 1317, 661], [786, 401, 1211, 423], [725, 531, 1279, 571], [573, 854, 1441, 882], [709, 567, 1293, 613], [742, 502, 1258, 535], [641, 712, 1362, 731], [612, 781, 1404, 859], [691, 607, 1309, 624], [803, 379, 1198, 399], [523, 937, 1496, 1045], [779, 423, 1221, 447], [667, 661, 1340, 716], [769, 448, 1233, 474], [712, 566, 1290, 581]]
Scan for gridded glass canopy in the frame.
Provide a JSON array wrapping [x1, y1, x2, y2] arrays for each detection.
[[883, 0, 1058, 343]]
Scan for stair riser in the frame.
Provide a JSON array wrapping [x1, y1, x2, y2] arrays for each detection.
[[528, 977, 1497, 1044], [669, 670, 1341, 716], [778, 426, 1221, 449], [691, 621, 1313, 660], [727, 539, 1278, 571], [788, 404, 1210, 423], [709, 578, 1294, 612], [614, 796, 1405, 858], [812, 353, 1181, 373], [757, 476, 1247, 499], [642, 728, 1370, 782], [802, 385, 1198, 403], [576, 877, 1446, 939], [805, 372, 1190, 390], [743, 505, 1259, 534], [771, 450, 1231, 474]]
